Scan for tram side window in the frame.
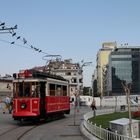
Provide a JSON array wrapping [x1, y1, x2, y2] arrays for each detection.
[[56, 85, 62, 96], [49, 84, 55, 96], [63, 86, 67, 96]]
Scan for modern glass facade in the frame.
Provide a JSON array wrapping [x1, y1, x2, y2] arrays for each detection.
[[109, 48, 140, 95]]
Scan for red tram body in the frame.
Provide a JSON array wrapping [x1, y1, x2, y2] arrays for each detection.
[[12, 70, 70, 121]]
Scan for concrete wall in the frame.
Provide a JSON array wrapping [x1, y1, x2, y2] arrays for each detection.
[[73, 95, 140, 107]]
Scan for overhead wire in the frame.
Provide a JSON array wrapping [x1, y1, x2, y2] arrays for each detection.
[[0, 20, 63, 68], [0, 38, 34, 50], [0, 21, 50, 55]]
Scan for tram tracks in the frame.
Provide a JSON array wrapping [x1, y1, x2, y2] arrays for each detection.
[[0, 124, 39, 140], [0, 126, 19, 137], [0, 115, 65, 140], [17, 125, 38, 140]]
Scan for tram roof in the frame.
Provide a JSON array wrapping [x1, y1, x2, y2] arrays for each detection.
[[13, 70, 68, 82]]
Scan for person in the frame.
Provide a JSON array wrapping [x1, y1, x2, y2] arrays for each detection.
[[90, 98, 97, 117], [3, 95, 11, 114]]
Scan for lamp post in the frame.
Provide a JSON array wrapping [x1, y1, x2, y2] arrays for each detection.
[[77, 61, 92, 96], [73, 61, 92, 126], [73, 90, 78, 126]]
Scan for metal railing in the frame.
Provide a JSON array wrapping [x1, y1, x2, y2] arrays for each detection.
[[83, 110, 136, 140]]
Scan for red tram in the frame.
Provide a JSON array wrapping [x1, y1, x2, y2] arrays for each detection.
[[12, 70, 70, 121]]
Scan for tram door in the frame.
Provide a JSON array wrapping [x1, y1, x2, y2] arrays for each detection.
[[40, 82, 46, 117]]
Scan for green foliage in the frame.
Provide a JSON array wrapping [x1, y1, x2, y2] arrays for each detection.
[[83, 86, 90, 95]]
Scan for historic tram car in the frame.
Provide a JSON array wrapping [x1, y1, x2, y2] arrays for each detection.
[[12, 70, 70, 121]]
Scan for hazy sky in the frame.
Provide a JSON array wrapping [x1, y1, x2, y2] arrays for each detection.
[[0, 0, 140, 86]]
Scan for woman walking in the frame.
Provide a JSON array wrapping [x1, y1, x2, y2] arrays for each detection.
[[90, 98, 97, 117]]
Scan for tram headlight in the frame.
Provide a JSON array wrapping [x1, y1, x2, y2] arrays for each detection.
[[20, 103, 27, 109]]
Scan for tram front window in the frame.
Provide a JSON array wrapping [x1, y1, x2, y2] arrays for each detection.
[[18, 82, 30, 97], [19, 83, 23, 97], [15, 82, 40, 98], [24, 84, 30, 97]]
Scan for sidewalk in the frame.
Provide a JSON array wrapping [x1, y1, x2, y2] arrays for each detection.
[[57, 105, 92, 140]]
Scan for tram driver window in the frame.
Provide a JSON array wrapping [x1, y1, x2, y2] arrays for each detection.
[[13, 83, 16, 97], [24, 83, 30, 97], [18, 82, 31, 97], [19, 83, 23, 97]]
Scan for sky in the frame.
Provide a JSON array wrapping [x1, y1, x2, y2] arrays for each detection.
[[0, 0, 140, 86]]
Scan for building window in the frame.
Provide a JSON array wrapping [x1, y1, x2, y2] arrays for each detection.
[[74, 78, 77, 83], [66, 72, 71, 75], [79, 79, 83, 83]]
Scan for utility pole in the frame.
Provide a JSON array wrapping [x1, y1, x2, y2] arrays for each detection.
[[122, 81, 132, 137], [0, 23, 17, 34]]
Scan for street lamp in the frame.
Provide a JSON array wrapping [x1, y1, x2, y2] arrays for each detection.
[[76, 61, 92, 95], [73, 61, 92, 126]]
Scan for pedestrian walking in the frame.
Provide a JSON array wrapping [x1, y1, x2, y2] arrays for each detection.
[[90, 98, 97, 117], [3, 95, 11, 114]]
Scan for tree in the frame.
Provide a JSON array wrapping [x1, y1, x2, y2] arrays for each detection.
[[121, 81, 132, 137], [83, 87, 91, 95]]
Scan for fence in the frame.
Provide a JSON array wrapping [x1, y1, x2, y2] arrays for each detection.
[[83, 110, 136, 140]]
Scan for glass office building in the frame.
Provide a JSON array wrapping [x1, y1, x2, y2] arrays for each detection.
[[109, 48, 140, 95]]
